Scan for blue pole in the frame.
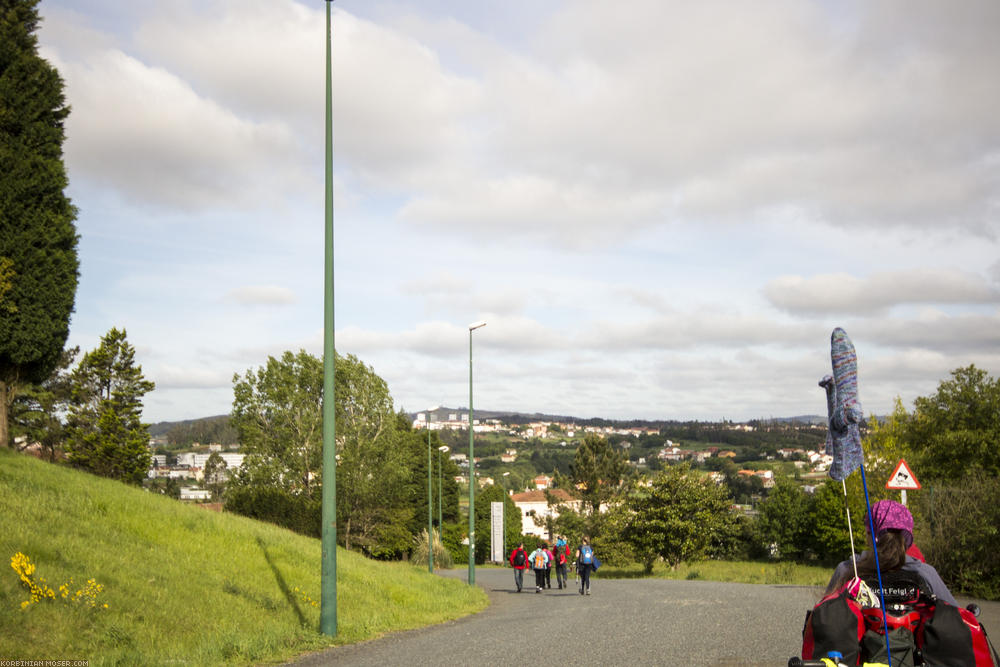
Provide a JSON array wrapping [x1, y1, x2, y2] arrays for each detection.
[[859, 464, 891, 660]]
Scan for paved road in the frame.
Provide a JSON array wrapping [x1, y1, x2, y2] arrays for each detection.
[[291, 567, 1000, 667]]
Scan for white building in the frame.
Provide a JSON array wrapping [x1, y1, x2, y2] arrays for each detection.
[[510, 489, 582, 537], [179, 487, 212, 501]]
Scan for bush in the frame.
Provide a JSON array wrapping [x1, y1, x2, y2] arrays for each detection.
[[225, 487, 320, 538], [411, 529, 453, 569], [916, 472, 1000, 600], [441, 523, 467, 565]]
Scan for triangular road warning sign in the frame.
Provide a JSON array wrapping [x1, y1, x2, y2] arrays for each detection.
[[886, 459, 921, 490]]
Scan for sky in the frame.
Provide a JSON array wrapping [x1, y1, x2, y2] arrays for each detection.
[[33, 0, 1000, 424]]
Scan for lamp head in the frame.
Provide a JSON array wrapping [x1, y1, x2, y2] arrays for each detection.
[[468, 320, 487, 331]]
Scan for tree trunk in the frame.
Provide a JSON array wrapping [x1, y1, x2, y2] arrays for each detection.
[[0, 379, 9, 448]]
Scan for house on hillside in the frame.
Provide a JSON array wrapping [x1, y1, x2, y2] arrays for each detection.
[[533, 474, 552, 490], [510, 488, 582, 537]]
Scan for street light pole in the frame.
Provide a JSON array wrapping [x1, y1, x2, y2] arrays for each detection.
[[438, 445, 449, 531], [467, 320, 486, 585], [319, 0, 337, 638], [427, 408, 434, 573]]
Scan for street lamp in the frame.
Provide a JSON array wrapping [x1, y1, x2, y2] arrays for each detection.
[[320, 0, 337, 638], [467, 320, 486, 585], [438, 445, 449, 531], [426, 406, 439, 573], [502, 471, 510, 493]]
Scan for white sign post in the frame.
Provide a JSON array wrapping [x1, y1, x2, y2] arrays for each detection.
[[886, 459, 921, 506], [490, 501, 504, 563]]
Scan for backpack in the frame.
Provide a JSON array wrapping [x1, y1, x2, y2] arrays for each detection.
[[513, 549, 525, 567], [556, 550, 567, 566], [533, 551, 546, 569], [581, 545, 593, 565], [802, 571, 999, 667]]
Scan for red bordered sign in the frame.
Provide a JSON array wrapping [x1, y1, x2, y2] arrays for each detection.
[[886, 459, 921, 490]]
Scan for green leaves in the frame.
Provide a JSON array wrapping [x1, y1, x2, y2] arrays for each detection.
[[229, 350, 416, 557], [570, 434, 628, 514], [621, 464, 736, 570], [0, 0, 78, 448], [908, 365, 1000, 481], [64, 328, 154, 485]]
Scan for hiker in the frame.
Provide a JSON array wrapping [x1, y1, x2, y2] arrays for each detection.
[[800, 499, 996, 665], [824, 499, 956, 605], [509, 542, 528, 593], [575, 537, 596, 596], [527, 543, 550, 593], [543, 543, 555, 589], [553, 536, 569, 589]]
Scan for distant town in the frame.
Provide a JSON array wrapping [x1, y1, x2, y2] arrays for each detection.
[[147, 409, 835, 530]]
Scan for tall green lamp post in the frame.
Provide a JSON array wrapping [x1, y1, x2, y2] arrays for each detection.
[[320, 0, 337, 638], [467, 320, 486, 584], [426, 406, 439, 573], [438, 445, 449, 530]]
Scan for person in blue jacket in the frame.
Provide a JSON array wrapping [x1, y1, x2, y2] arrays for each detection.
[[575, 537, 596, 596]]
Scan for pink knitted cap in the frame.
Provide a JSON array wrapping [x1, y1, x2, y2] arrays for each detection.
[[866, 499, 914, 548]]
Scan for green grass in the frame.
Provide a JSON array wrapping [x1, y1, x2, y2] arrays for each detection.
[[598, 559, 831, 586], [0, 448, 487, 666]]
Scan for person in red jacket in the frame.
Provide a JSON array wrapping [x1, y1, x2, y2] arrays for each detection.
[[509, 542, 528, 593]]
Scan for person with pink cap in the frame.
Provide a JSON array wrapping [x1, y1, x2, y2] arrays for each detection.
[[824, 499, 957, 606]]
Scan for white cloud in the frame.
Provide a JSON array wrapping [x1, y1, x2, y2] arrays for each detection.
[[51, 47, 302, 210], [37, 1, 1000, 423], [765, 271, 1000, 315], [225, 286, 297, 306]]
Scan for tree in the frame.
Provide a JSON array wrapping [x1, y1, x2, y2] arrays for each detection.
[[0, 256, 15, 310], [230, 350, 324, 496], [806, 480, 860, 565], [474, 484, 522, 564], [756, 476, 810, 560], [9, 345, 77, 461], [230, 350, 413, 557], [907, 365, 1000, 482], [621, 464, 737, 572], [203, 451, 227, 501], [0, 0, 80, 449], [333, 353, 412, 557], [570, 434, 628, 515], [65, 328, 155, 484], [397, 426, 460, 539]]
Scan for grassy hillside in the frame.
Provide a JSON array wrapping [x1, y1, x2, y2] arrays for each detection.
[[0, 448, 487, 665]]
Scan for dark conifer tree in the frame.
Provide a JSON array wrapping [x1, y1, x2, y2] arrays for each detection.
[[0, 0, 79, 447], [66, 329, 155, 485]]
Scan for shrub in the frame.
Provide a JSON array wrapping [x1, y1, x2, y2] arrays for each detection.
[[225, 487, 320, 538], [410, 529, 453, 569], [916, 472, 1000, 600]]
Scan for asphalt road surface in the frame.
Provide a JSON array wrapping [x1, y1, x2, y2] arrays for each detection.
[[291, 567, 1000, 667]]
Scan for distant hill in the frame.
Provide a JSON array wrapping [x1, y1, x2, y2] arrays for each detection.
[[148, 415, 229, 437], [148, 415, 238, 447], [152, 411, 830, 435], [407, 408, 829, 428]]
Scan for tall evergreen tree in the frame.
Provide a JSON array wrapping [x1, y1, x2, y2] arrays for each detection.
[[570, 434, 628, 515], [0, 0, 79, 448], [65, 328, 155, 484]]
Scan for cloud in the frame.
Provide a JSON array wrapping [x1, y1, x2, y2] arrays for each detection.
[[50, 48, 302, 211], [764, 270, 1000, 315], [225, 286, 297, 305], [395, 0, 1000, 241], [150, 364, 233, 390]]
